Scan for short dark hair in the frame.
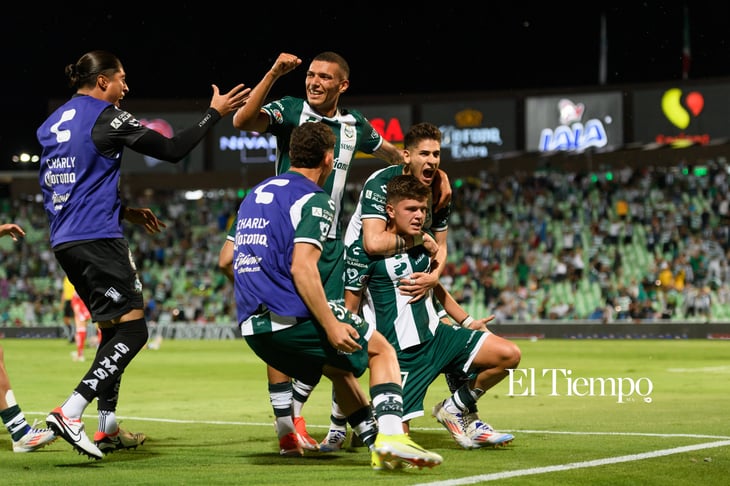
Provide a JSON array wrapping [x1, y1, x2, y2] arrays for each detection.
[[404, 122, 442, 150], [386, 174, 431, 204], [313, 51, 350, 79], [65, 50, 123, 89], [289, 122, 336, 169]]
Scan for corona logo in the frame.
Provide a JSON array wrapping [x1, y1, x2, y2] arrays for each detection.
[[454, 109, 483, 127]]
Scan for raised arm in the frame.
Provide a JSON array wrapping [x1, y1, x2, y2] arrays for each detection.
[[233, 52, 302, 132]]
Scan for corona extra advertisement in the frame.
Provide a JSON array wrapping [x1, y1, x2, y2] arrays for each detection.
[[420, 100, 517, 162]]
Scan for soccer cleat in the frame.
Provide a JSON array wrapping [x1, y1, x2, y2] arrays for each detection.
[[371, 448, 385, 470], [46, 407, 103, 459], [467, 418, 514, 448], [371, 448, 399, 470], [371, 448, 415, 471], [319, 428, 347, 452], [432, 400, 472, 449], [293, 416, 319, 451], [279, 432, 304, 457], [94, 428, 146, 454], [372, 433, 442, 470], [12, 420, 57, 453]]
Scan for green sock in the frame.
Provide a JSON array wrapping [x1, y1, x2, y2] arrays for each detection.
[[1, 405, 30, 441]]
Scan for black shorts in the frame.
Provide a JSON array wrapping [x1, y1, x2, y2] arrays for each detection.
[[54, 239, 144, 322], [63, 300, 74, 318]]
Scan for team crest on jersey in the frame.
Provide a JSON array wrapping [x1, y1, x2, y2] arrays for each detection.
[[272, 109, 284, 125], [344, 126, 355, 139], [320, 221, 330, 237]]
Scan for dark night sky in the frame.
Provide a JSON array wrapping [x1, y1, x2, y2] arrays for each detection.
[[2, 2, 728, 164]]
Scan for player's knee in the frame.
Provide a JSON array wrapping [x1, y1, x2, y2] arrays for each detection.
[[504, 341, 521, 369]]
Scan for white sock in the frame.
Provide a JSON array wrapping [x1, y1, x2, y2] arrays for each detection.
[[60, 391, 90, 420]]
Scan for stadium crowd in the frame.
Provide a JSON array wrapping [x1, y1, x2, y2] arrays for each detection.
[[3, 157, 730, 328]]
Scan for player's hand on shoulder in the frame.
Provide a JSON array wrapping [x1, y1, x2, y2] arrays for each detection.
[[423, 233, 439, 256]]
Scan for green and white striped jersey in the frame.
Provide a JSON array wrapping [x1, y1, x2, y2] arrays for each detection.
[[261, 96, 383, 239], [345, 238, 440, 352]]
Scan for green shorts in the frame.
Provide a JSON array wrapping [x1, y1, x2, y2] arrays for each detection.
[[399, 324, 489, 421], [244, 302, 372, 385], [319, 238, 345, 304]]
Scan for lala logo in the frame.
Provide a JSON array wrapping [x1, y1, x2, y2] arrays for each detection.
[[538, 98, 608, 152], [558, 99, 584, 125]]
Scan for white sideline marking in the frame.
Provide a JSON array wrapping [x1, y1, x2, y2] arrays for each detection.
[[26, 411, 730, 484], [667, 365, 730, 373], [25, 413, 730, 441], [412, 440, 730, 486]]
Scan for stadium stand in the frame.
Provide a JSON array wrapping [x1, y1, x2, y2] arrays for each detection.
[[3, 159, 730, 327]]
